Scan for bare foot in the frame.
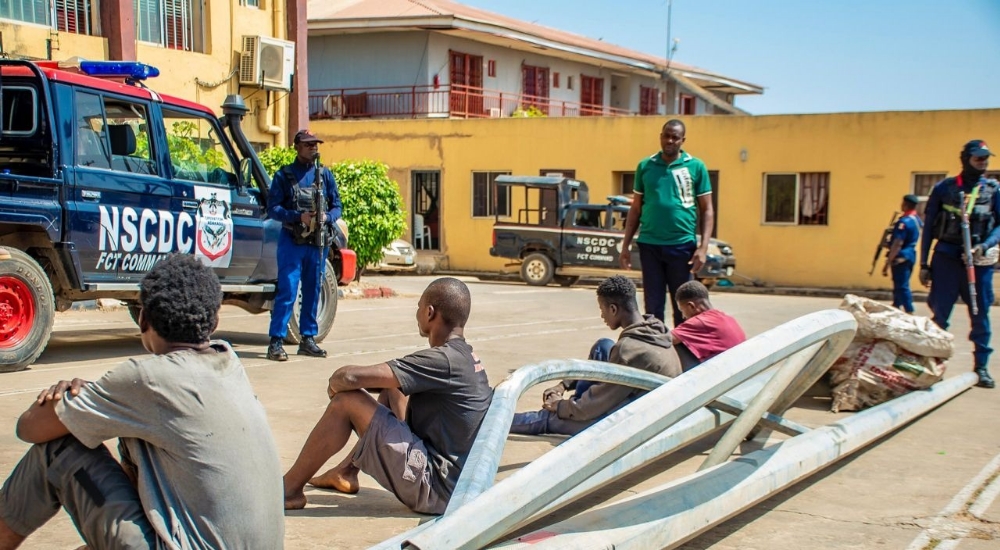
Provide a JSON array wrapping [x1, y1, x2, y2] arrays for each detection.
[[308, 467, 359, 494], [284, 491, 307, 510]]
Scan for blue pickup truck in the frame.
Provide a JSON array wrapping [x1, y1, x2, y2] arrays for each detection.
[[0, 60, 356, 372]]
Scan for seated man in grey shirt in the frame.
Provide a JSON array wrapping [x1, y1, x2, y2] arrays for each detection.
[[0, 255, 284, 549], [283, 277, 493, 515]]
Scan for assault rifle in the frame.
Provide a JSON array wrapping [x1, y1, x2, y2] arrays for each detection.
[[959, 190, 978, 315], [313, 154, 328, 248], [869, 212, 899, 275]]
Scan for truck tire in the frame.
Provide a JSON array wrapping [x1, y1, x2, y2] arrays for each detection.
[[0, 249, 55, 372], [521, 253, 554, 286], [285, 258, 339, 345]]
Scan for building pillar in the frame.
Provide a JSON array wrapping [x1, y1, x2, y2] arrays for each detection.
[[100, 0, 136, 61], [286, 0, 308, 143]]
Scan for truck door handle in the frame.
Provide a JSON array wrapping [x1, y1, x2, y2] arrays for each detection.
[[182, 200, 199, 210]]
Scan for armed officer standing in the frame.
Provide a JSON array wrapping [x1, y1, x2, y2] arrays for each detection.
[[882, 194, 922, 313], [266, 130, 343, 361], [920, 140, 1000, 388]]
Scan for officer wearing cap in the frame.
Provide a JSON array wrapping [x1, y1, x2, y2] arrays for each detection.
[[882, 194, 923, 313], [266, 130, 343, 361], [920, 139, 1000, 388]]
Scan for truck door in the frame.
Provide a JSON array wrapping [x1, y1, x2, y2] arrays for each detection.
[[611, 204, 642, 272], [562, 205, 620, 268], [66, 90, 174, 284], [158, 106, 262, 283]]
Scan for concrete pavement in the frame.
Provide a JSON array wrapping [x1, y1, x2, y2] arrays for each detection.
[[1, 275, 998, 549]]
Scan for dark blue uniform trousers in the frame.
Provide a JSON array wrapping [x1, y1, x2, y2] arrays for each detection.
[[891, 260, 915, 313], [928, 252, 995, 368], [638, 242, 696, 326], [269, 230, 329, 339]]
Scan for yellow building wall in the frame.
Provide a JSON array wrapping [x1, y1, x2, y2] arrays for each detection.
[[311, 109, 1000, 289], [0, 1, 285, 145]]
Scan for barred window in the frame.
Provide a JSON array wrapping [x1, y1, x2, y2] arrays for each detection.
[[763, 172, 830, 226], [135, 0, 200, 51], [1, 0, 98, 35], [472, 171, 511, 218]]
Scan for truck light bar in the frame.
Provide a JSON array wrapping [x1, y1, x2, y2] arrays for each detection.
[[58, 59, 160, 80]]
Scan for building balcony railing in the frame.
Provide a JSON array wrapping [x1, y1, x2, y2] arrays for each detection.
[[307, 84, 636, 120]]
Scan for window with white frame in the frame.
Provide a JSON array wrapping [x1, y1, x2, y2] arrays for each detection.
[[762, 172, 830, 225], [135, 0, 201, 51], [1, 0, 98, 34], [240, 0, 260, 6], [472, 171, 511, 217], [912, 172, 945, 219]]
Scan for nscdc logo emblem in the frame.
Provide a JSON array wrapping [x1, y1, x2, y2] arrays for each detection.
[[196, 192, 233, 261]]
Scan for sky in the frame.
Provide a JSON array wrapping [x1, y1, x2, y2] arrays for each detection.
[[458, 0, 1000, 115]]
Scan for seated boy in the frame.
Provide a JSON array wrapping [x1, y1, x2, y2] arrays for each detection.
[[510, 275, 681, 436], [671, 280, 747, 371], [282, 277, 493, 515], [0, 254, 284, 549]]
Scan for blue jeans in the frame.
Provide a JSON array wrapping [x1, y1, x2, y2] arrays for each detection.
[[637, 241, 696, 326], [510, 338, 622, 436], [891, 260, 915, 313], [928, 252, 995, 367], [268, 230, 329, 339]]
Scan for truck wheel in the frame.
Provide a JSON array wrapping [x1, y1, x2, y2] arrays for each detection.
[[285, 259, 339, 345], [521, 253, 554, 286], [0, 249, 55, 372]]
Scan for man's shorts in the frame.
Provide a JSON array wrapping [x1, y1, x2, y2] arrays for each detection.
[[352, 405, 448, 514]]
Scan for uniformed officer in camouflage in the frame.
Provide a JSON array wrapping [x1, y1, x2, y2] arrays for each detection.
[[920, 140, 1000, 388]]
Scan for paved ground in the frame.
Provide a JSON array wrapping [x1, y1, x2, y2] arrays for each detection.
[[2, 275, 999, 549]]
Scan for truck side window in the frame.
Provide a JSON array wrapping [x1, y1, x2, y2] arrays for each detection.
[[74, 92, 112, 170], [162, 108, 238, 186], [75, 92, 157, 175], [2, 86, 38, 136], [574, 209, 604, 228], [104, 99, 156, 175]]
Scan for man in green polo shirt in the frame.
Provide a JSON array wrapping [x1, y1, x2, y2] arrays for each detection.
[[620, 119, 714, 326]]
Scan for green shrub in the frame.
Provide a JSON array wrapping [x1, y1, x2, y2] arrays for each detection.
[[332, 160, 407, 271], [258, 146, 297, 177]]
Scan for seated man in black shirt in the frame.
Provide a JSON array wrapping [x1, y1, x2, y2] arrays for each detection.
[[282, 278, 493, 515]]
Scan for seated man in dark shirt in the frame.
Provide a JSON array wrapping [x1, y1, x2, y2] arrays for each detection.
[[283, 278, 493, 515], [671, 280, 747, 371]]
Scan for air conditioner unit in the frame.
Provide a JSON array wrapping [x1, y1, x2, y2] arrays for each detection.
[[488, 107, 503, 118], [239, 35, 295, 91]]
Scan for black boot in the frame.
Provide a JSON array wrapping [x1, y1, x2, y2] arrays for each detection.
[[267, 337, 288, 362], [975, 367, 995, 389], [298, 336, 327, 358]]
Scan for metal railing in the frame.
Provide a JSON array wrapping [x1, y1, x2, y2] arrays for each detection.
[[307, 84, 635, 120]]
